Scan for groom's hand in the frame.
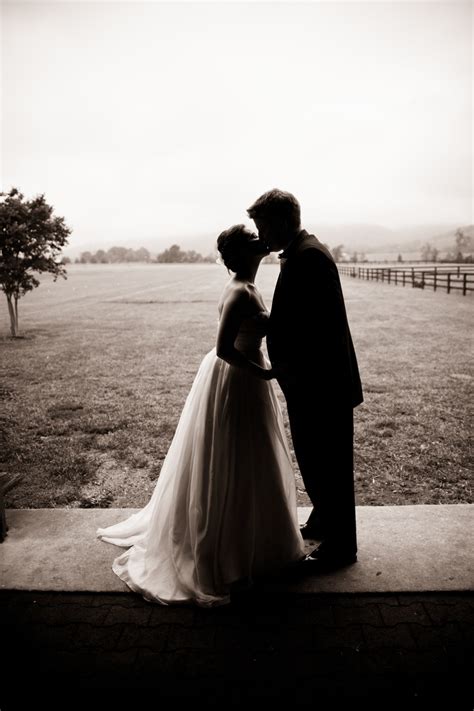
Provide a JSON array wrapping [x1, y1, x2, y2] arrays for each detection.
[[271, 362, 291, 381], [261, 367, 277, 381], [261, 364, 285, 381]]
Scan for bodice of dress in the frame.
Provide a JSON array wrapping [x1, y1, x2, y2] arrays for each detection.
[[234, 310, 269, 354]]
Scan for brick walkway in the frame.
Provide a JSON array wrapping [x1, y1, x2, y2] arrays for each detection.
[[1, 589, 472, 702]]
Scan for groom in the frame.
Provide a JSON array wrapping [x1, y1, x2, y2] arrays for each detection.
[[248, 189, 363, 570]]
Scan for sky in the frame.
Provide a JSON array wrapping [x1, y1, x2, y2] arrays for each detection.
[[2, 0, 473, 254]]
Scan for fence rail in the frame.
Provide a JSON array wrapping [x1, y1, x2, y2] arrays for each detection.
[[337, 265, 474, 295]]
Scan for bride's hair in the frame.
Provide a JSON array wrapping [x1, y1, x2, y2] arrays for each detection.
[[216, 224, 248, 273]]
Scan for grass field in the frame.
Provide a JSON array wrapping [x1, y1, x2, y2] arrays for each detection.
[[1, 263, 472, 509]]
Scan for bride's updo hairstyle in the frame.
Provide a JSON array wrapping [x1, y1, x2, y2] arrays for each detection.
[[216, 224, 249, 273]]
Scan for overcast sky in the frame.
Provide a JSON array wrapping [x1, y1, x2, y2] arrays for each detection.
[[2, 0, 472, 252]]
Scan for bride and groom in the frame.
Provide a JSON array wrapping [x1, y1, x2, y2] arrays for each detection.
[[97, 189, 364, 607]]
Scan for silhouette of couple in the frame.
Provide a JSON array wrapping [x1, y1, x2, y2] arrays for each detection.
[[97, 189, 363, 607]]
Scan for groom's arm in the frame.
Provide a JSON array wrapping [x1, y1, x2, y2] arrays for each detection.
[[289, 248, 348, 364]]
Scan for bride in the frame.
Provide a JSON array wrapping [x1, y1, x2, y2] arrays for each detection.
[[97, 224, 305, 606]]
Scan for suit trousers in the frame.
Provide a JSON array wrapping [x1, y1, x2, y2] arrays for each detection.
[[283, 385, 357, 555]]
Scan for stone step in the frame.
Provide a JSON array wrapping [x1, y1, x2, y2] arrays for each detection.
[[1, 505, 473, 593]]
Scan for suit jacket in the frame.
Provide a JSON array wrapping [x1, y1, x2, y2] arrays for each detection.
[[267, 229, 364, 408]]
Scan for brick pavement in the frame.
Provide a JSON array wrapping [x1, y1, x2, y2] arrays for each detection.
[[1, 589, 472, 703]]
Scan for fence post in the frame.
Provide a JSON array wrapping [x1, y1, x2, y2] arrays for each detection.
[[447, 273, 451, 294], [463, 273, 467, 296], [395, 270, 398, 285], [433, 267, 437, 292], [421, 271, 425, 289], [388, 269, 391, 284], [457, 265, 460, 278], [411, 267, 415, 288], [402, 270, 406, 287]]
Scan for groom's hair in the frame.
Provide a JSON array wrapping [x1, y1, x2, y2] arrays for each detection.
[[247, 189, 301, 230]]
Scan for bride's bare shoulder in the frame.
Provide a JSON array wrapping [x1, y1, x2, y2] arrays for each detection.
[[217, 281, 251, 317]]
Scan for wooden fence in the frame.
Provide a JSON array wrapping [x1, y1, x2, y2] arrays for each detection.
[[337, 265, 474, 296]]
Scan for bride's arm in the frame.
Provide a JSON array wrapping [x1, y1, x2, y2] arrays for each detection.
[[216, 290, 274, 380]]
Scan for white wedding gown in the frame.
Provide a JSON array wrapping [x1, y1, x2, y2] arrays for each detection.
[[97, 310, 305, 607]]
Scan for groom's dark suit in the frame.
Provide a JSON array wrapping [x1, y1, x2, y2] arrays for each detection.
[[267, 229, 363, 556]]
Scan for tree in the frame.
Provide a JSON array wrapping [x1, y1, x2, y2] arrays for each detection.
[[135, 247, 151, 263], [454, 228, 472, 262], [0, 187, 71, 337], [397, 253, 403, 262], [124, 248, 137, 262], [107, 246, 129, 263], [331, 244, 344, 262], [420, 242, 431, 261], [202, 250, 219, 263], [95, 249, 108, 263], [80, 251, 93, 263], [420, 242, 439, 262], [157, 244, 186, 263], [262, 253, 279, 264], [184, 250, 202, 263]]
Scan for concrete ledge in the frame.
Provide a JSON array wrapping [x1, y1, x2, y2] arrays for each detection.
[[1, 505, 473, 593]]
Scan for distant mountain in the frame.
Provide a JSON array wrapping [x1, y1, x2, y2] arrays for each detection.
[[371, 225, 473, 257], [308, 223, 466, 254], [398, 225, 474, 253], [307, 224, 395, 251]]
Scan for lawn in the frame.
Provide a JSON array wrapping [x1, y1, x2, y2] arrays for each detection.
[[0, 263, 472, 508]]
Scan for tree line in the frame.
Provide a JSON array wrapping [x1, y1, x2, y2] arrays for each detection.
[[72, 243, 280, 264], [331, 232, 474, 264], [418, 229, 473, 263], [1, 186, 473, 338], [66, 232, 474, 267], [75, 242, 348, 264], [73, 246, 152, 264], [70, 244, 217, 264]]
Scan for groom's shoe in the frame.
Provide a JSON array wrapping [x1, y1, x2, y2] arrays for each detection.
[[303, 545, 358, 573]]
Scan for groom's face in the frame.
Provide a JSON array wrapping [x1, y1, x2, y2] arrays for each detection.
[[253, 217, 288, 253], [245, 230, 270, 257]]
